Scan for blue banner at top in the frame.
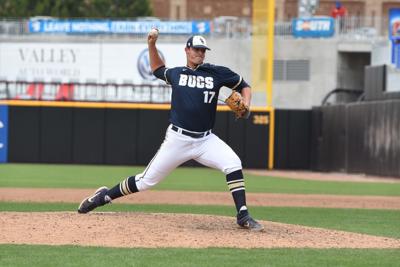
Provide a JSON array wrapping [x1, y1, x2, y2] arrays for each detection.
[[389, 8, 400, 40], [292, 17, 335, 38], [28, 19, 211, 34]]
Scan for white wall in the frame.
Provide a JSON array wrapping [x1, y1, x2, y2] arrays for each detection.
[[0, 42, 184, 84], [1, 36, 366, 109], [371, 41, 392, 66], [273, 38, 338, 109]]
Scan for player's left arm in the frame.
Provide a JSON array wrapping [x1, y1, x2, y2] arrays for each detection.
[[240, 86, 252, 107], [217, 66, 252, 119], [217, 66, 250, 96]]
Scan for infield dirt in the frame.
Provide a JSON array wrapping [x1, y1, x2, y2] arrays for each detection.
[[1, 186, 400, 248], [1, 212, 400, 249]]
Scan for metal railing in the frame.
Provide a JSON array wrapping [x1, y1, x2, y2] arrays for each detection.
[[275, 16, 389, 40], [335, 16, 385, 40], [0, 80, 172, 103], [0, 19, 27, 35]]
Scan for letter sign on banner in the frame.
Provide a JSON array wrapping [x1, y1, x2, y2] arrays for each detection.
[[292, 17, 335, 38], [29, 20, 211, 34]]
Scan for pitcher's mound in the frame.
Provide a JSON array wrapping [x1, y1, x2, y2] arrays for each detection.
[[1, 212, 399, 249]]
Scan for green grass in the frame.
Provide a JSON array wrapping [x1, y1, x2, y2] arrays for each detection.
[[1, 163, 400, 196], [0, 245, 399, 267], [1, 164, 399, 267], [2, 202, 399, 239]]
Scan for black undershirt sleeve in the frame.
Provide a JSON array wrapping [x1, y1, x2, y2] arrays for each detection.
[[234, 79, 250, 92], [152, 66, 167, 81]]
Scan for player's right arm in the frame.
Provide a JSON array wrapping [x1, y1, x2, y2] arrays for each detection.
[[147, 29, 171, 83], [147, 29, 164, 72]]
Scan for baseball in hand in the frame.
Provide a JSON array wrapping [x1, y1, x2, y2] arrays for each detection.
[[149, 28, 159, 38]]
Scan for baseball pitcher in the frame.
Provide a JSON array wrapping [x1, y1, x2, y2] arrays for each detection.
[[78, 29, 263, 231]]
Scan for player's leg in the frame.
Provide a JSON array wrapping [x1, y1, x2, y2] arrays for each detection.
[[194, 133, 264, 231], [193, 133, 245, 211], [78, 126, 192, 213]]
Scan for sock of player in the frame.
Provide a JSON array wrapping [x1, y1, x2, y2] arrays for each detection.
[[106, 176, 138, 200], [226, 170, 247, 214]]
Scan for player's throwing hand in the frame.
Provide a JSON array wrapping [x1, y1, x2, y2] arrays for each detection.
[[148, 28, 159, 44]]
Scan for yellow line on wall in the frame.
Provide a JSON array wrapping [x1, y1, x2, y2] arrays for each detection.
[[0, 100, 171, 110], [0, 100, 273, 112]]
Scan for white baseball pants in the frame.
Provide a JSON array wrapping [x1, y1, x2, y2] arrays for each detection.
[[135, 124, 242, 191]]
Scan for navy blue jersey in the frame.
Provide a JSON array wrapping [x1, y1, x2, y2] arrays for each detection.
[[153, 63, 249, 132]]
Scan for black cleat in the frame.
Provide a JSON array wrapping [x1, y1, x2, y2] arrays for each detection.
[[78, 186, 111, 214], [237, 212, 264, 232]]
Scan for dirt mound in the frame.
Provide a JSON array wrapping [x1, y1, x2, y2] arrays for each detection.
[[1, 212, 399, 249]]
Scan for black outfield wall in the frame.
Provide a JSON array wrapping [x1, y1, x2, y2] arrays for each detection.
[[274, 110, 311, 170], [311, 100, 400, 177], [8, 106, 41, 163], [7, 105, 311, 169]]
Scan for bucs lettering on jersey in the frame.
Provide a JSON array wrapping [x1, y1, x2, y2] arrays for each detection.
[[153, 63, 249, 132], [178, 74, 214, 89]]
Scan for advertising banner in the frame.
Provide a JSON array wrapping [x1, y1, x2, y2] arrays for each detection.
[[292, 17, 335, 38], [389, 8, 400, 41], [0, 105, 8, 163], [0, 43, 184, 84], [393, 44, 400, 69], [0, 43, 100, 83], [389, 9, 400, 68], [28, 20, 211, 35]]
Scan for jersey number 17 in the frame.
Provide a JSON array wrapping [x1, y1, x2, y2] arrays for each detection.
[[203, 91, 215, 103]]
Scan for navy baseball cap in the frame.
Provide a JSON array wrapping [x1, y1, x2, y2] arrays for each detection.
[[186, 35, 210, 50]]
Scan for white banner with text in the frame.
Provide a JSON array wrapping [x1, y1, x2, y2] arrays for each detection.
[[0, 42, 184, 84]]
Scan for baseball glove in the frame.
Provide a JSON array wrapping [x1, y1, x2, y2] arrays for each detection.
[[225, 91, 250, 119]]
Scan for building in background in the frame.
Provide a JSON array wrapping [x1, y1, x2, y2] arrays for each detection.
[[150, 0, 400, 31], [150, 0, 252, 20]]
